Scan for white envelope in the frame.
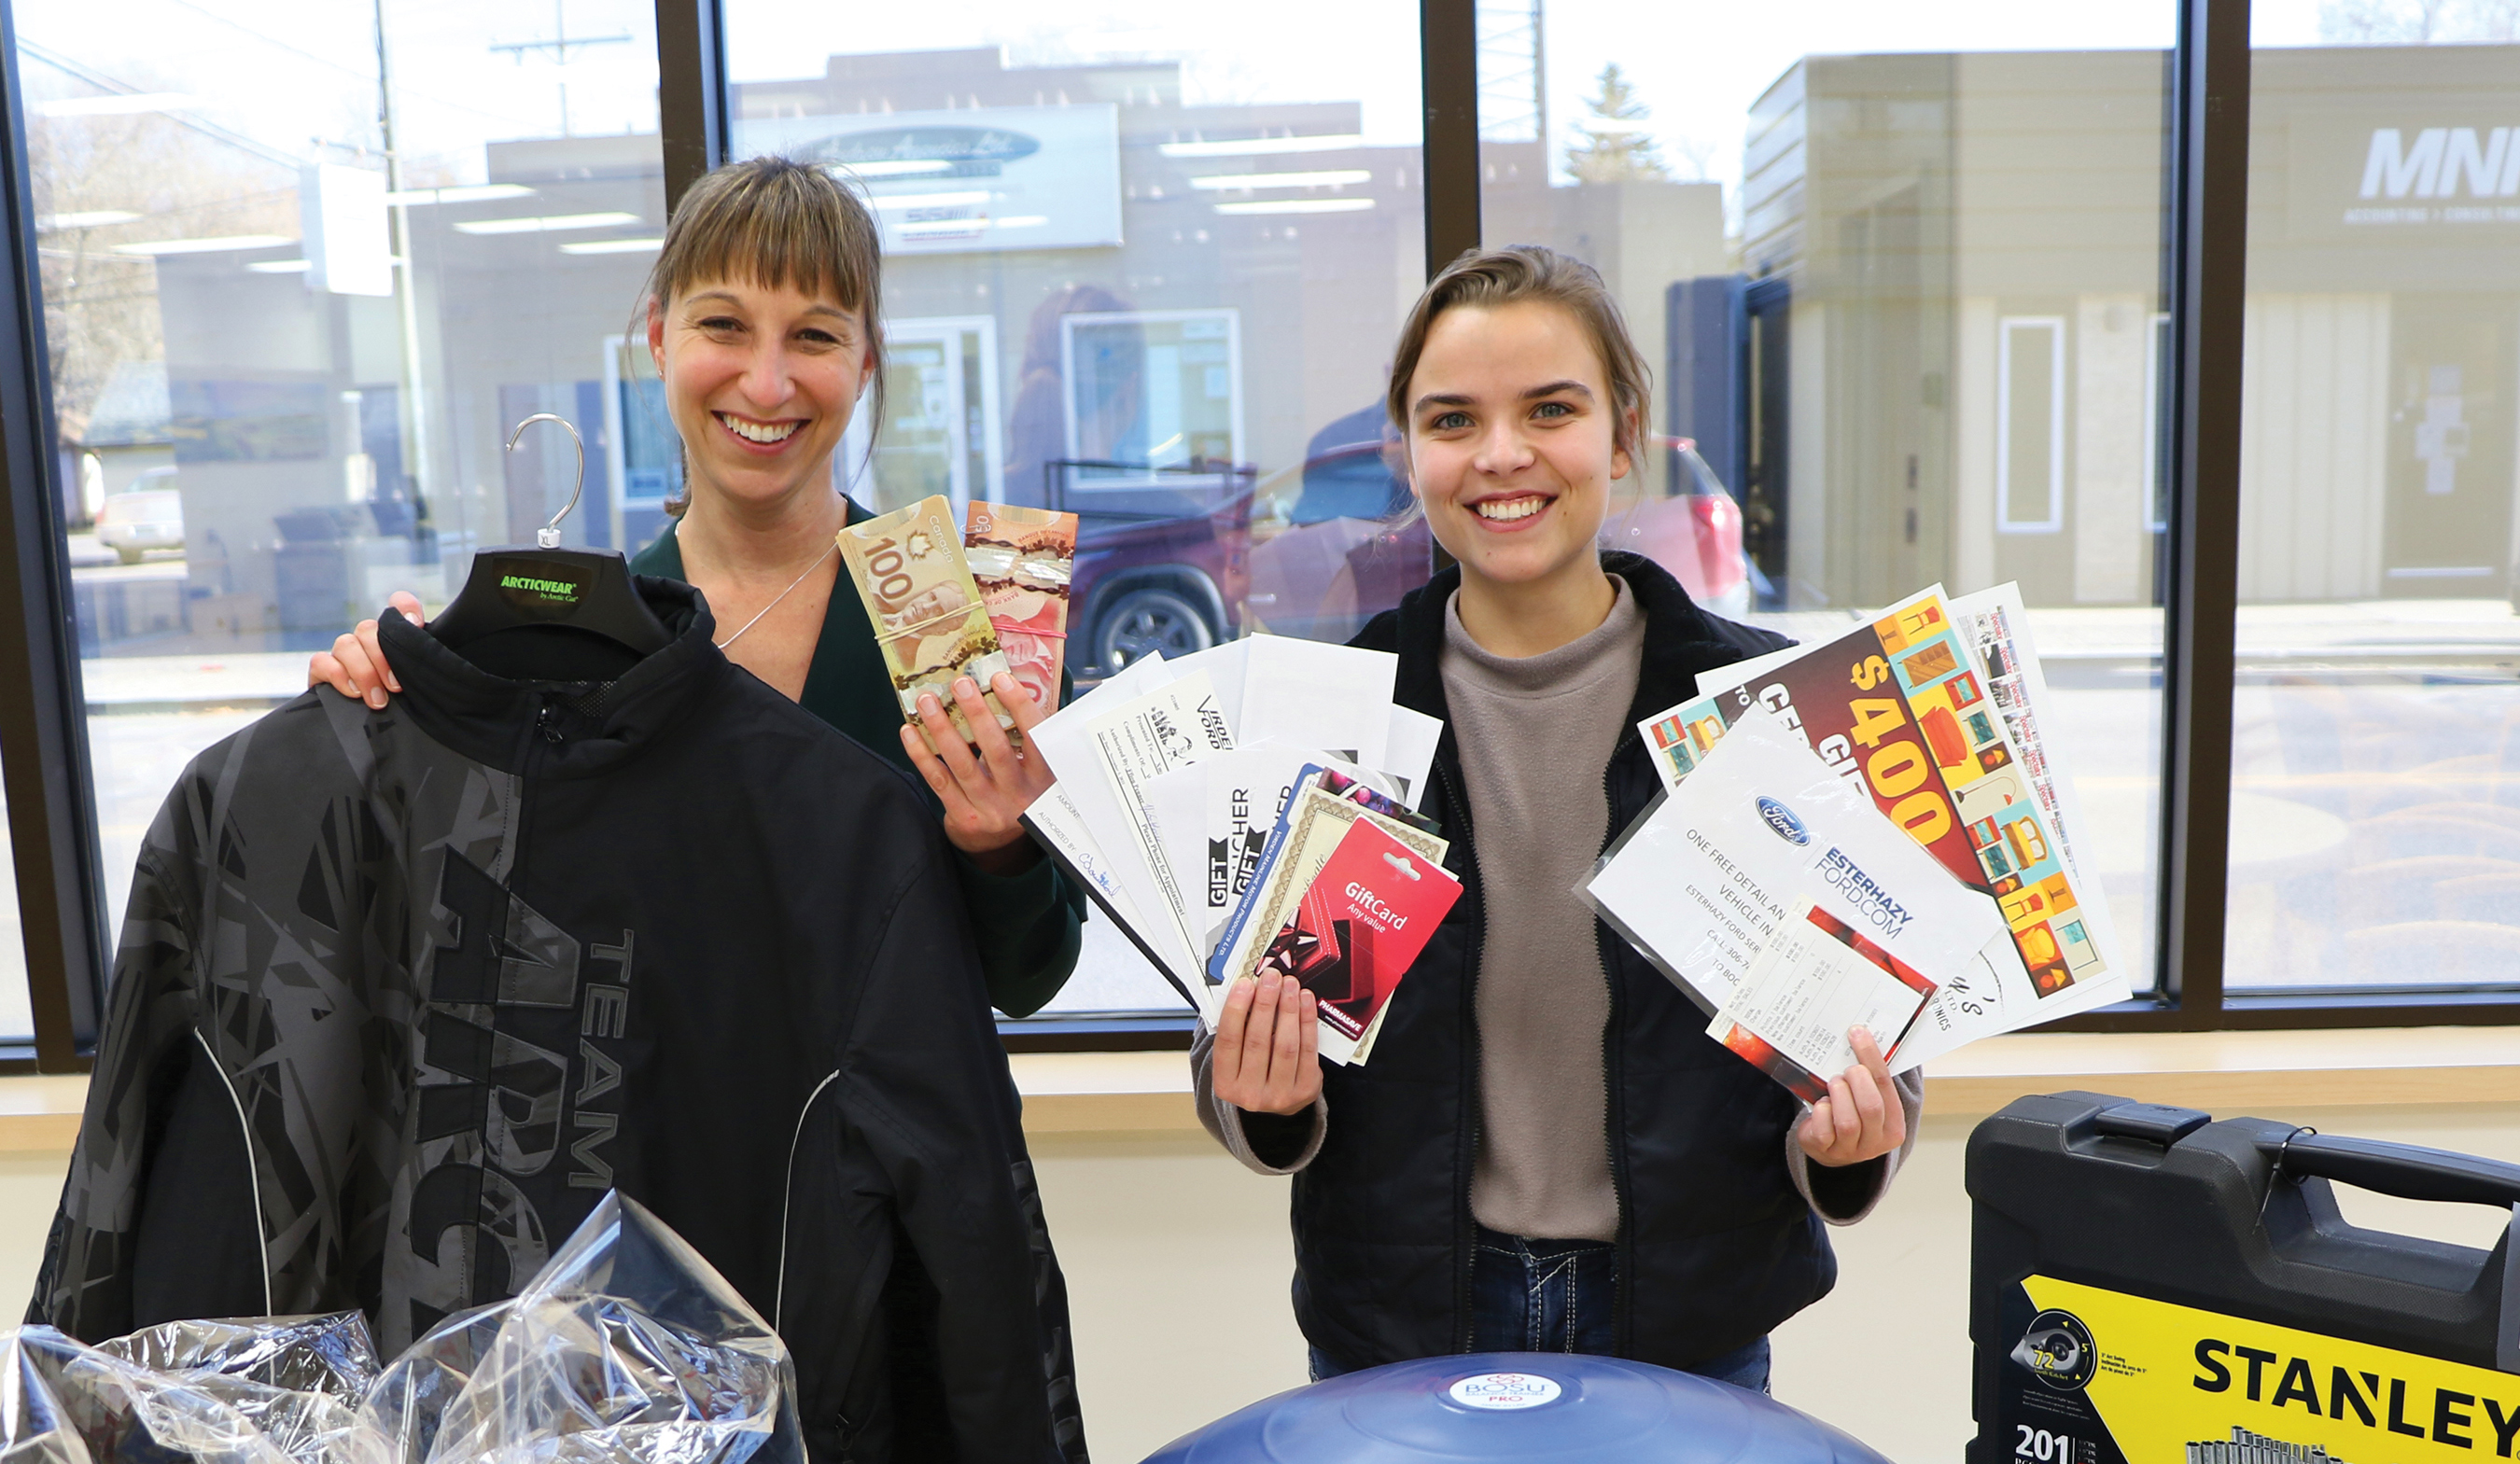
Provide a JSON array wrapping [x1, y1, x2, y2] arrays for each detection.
[[1238, 635, 1397, 769], [1384, 705, 1443, 810], [1083, 670, 1237, 973], [1024, 785, 1200, 1007], [1164, 639, 1254, 735]]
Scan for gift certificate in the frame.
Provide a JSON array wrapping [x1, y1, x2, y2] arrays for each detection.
[[1709, 899, 1936, 1102]]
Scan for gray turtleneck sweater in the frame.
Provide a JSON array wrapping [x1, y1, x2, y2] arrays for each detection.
[[1442, 576, 1644, 1240]]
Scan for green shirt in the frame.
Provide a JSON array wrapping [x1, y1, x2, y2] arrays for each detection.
[[630, 512, 1085, 1018]]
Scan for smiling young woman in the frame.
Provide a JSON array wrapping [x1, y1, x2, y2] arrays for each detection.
[[294, 157, 1086, 1460], [1193, 244, 1927, 1392], [309, 158, 1086, 1011]]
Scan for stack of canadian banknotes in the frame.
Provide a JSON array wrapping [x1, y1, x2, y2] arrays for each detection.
[[835, 495, 1076, 745], [1024, 636, 1459, 1065], [1578, 582, 2130, 1100]]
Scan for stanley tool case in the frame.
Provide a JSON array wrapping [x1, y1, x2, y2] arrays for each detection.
[[1968, 1092, 2520, 1464]]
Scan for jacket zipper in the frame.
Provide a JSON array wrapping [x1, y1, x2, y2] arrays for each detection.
[[514, 693, 564, 893]]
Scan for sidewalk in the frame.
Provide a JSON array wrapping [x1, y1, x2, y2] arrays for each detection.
[[1750, 598, 2520, 667], [78, 653, 310, 712]]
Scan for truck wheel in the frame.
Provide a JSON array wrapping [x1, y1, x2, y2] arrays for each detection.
[[1093, 586, 1215, 673]]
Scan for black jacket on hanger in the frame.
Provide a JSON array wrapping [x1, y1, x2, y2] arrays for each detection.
[[28, 578, 1085, 1464]]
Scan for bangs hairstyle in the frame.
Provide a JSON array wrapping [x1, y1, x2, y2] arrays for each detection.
[[638, 156, 886, 513], [1384, 244, 1651, 462]]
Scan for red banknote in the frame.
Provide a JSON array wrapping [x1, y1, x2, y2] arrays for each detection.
[[964, 502, 1076, 709]]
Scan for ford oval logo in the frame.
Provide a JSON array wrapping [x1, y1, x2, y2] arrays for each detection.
[[1757, 796, 1809, 845], [798, 125, 1041, 177]]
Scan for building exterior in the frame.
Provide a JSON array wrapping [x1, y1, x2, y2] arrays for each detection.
[[1694, 43, 2519, 611], [154, 39, 2497, 658]]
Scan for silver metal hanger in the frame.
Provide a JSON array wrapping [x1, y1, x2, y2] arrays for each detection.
[[506, 412, 586, 549]]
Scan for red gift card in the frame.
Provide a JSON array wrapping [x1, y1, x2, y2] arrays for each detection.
[[1261, 816, 1460, 1055]]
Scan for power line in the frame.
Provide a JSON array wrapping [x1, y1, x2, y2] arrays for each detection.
[[16, 41, 304, 170], [153, 0, 549, 131]]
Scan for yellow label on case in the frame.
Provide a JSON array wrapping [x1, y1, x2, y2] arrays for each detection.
[[2014, 1274, 2520, 1460]]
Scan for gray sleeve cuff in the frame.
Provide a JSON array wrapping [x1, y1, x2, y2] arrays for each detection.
[[1190, 1021, 1327, 1176], [1785, 1068, 1926, 1224]]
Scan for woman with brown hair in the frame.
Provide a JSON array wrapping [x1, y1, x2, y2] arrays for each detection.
[[1197, 245, 1925, 1392], [310, 157, 1084, 1018], [301, 155, 1086, 1460]]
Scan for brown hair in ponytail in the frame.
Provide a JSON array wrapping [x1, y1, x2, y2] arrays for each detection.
[[637, 156, 887, 515], [1384, 244, 1651, 461]]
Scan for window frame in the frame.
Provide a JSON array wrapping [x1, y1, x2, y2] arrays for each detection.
[[0, 0, 2508, 1069], [0, 0, 104, 1072]]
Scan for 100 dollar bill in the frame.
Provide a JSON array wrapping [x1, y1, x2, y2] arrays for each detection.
[[837, 495, 1015, 744]]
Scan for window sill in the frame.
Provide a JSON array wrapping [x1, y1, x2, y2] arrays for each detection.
[[0, 1027, 2511, 1153], [1012, 1025, 2520, 1135], [0, 1077, 93, 1153]]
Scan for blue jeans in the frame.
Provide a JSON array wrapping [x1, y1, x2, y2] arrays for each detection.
[[1306, 1226, 1772, 1393]]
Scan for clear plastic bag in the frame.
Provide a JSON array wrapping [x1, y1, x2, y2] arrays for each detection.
[[98, 1314, 379, 1404], [362, 1192, 804, 1464], [8, 1192, 800, 1464], [0, 1323, 381, 1464]]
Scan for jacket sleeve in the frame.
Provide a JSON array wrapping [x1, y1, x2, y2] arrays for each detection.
[[1783, 1069, 1925, 1224], [953, 854, 1085, 1019], [27, 778, 213, 1338], [1189, 1021, 1326, 1175], [831, 852, 1071, 1462], [1696, 605, 1797, 661]]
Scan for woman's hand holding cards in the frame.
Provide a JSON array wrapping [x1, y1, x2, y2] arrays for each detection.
[[1212, 971, 1321, 1116], [1795, 1026, 1906, 1167]]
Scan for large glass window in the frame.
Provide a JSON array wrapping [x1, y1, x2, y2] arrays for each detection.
[[1481, 7, 2180, 983], [2228, 4, 2520, 989], [14, 0, 666, 934], [721, 4, 1430, 1015]]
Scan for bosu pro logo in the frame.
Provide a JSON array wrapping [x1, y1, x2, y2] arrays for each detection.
[[1446, 1373, 1563, 1411]]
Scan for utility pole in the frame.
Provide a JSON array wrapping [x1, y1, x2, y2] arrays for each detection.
[[490, 0, 630, 138], [373, 0, 439, 562], [1532, 0, 1546, 177]]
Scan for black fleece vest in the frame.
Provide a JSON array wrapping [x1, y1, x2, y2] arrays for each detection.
[[1295, 551, 1825, 1372]]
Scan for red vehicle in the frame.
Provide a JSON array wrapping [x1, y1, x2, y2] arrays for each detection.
[[1060, 433, 1756, 679], [1596, 437, 1752, 619], [1052, 461, 1254, 676]]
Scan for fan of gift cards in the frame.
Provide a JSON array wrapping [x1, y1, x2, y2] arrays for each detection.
[[1023, 638, 1459, 1065], [1579, 584, 2131, 1102]]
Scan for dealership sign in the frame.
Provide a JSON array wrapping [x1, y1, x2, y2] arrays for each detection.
[[733, 105, 1123, 255], [2352, 126, 2520, 222], [2277, 114, 2520, 241]]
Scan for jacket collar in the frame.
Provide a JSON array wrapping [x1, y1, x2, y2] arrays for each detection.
[[378, 576, 732, 779], [1384, 551, 1748, 737]]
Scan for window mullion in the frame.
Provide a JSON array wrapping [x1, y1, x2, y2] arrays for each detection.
[[2156, 0, 2250, 1025], [0, 0, 105, 1072], [655, 0, 729, 217]]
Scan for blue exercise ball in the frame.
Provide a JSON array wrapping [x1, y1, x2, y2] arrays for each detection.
[[1137, 1352, 1894, 1463]]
